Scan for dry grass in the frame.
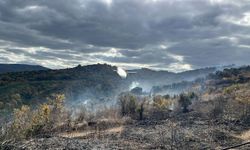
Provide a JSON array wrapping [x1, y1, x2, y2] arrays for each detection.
[[235, 129, 250, 141], [60, 126, 124, 139]]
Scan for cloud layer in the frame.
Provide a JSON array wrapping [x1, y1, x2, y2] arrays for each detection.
[[0, 0, 250, 72]]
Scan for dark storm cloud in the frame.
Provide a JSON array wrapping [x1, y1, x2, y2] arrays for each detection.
[[0, 0, 250, 71]]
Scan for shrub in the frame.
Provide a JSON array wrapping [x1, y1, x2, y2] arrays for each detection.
[[209, 96, 226, 119], [11, 105, 32, 139], [6, 94, 66, 140], [118, 93, 137, 117], [153, 95, 171, 110], [178, 92, 197, 113], [28, 103, 52, 136]]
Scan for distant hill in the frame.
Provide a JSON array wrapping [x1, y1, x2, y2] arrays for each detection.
[[126, 67, 217, 91], [152, 65, 250, 96], [0, 64, 48, 74]]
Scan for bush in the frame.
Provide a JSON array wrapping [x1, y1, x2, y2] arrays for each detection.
[[178, 92, 197, 113], [119, 93, 137, 117], [5, 94, 66, 140], [153, 95, 171, 110], [11, 105, 32, 139]]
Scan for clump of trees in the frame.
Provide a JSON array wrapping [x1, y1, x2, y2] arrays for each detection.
[[119, 93, 178, 120], [118, 91, 200, 120], [118, 92, 149, 120]]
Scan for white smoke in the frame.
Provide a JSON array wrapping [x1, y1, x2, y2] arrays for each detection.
[[169, 102, 175, 111], [117, 67, 127, 78], [129, 81, 140, 90]]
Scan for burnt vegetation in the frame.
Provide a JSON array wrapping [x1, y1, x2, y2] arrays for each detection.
[[1, 65, 250, 149]]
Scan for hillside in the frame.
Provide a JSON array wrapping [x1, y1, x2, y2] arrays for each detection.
[[0, 64, 126, 111], [0, 64, 48, 74]]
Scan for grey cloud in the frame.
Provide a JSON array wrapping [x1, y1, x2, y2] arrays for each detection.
[[0, 0, 250, 71]]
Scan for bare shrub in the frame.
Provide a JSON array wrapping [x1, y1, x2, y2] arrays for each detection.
[[209, 96, 226, 120], [73, 105, 88, 123]]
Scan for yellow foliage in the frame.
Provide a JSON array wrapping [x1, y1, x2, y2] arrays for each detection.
[[49, 94, 65, 113], [153, 96, 171, 110], [12, 105, 32, 139], [9, 94, 66, 139], [32, 104, 51, 126]]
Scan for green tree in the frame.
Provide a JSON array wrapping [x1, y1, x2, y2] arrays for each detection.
[[178, 93, 192, 113]]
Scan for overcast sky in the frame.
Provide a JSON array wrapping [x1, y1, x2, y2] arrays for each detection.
[[0, 0, 250, 72]]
